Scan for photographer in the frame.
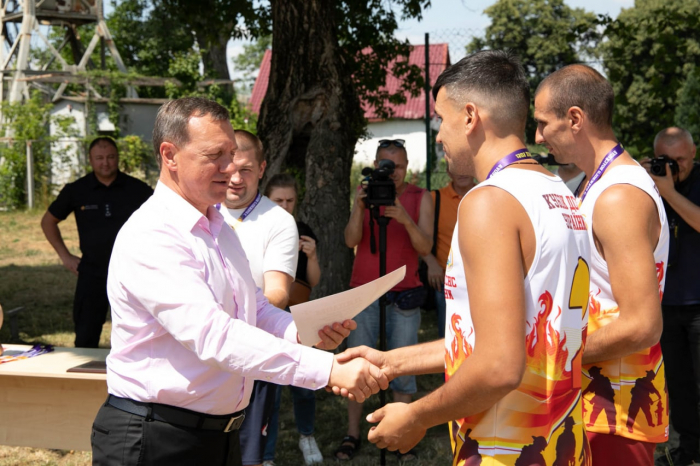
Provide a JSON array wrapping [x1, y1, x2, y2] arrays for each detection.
[[643, 127, 700, 466], [335, 139, 433, 461]]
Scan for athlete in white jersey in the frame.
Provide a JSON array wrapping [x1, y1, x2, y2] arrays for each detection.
[[333, 50, 590, 466], [535, 64, 668, 466], [444, 169, 591, 465]]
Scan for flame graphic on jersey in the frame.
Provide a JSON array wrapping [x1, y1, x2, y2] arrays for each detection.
[[587, 289, 618, 333], [522, 291, 572, 398], [445, 313, 473, 381], [656, 261, 665, 301]]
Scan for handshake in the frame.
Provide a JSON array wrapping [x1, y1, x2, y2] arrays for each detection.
[[326, 346, 391, 403]]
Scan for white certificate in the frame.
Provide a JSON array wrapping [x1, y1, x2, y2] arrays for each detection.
[[291, 265, 407, 346]]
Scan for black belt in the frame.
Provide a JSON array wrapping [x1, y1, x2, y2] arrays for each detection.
[[107, 395, 245, 432]]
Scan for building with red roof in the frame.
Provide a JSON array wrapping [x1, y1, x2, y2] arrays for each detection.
[[249, 43, 451, 171]]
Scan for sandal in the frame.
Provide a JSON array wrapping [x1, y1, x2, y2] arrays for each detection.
[[334, 435, 361, 461], [395, 448, 418, 462]]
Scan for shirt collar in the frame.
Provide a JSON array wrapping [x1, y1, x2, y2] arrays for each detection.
[[446, 182, 461, 199], [88, 170, 124, 189], [154, 181, 225, 238]]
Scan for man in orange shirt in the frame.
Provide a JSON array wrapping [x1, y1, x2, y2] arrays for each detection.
[[422, 162, 475, 338]]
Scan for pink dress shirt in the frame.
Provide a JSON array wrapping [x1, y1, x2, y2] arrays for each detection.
[[106, 182, 333, 415]]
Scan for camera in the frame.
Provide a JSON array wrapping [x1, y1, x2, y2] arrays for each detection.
[[361, 159, 396, 207], [650, 155, 679, 177], [532, 153, 562, 166]]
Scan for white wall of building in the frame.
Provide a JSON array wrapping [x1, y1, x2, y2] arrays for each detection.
[[49, 100, 161, 188], [354, 119, 430, 172]]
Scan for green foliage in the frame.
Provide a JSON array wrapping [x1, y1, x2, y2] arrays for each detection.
[[468, 0, 603, 143], [601, 0, 700, 157], [233, 35, 272, 95], [116, 134, 157, 184], [675, 66, 700, 144], [0, 94, 78, 209]]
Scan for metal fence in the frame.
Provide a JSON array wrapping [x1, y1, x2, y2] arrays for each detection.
[[421, 28, 481, 190]]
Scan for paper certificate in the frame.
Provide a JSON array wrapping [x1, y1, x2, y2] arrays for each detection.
[[291, 265, 406, 347]]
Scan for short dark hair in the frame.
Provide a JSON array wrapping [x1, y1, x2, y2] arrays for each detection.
[[432, 50, 530, 134], [88, 136, 118, 155], [535, 64, 614, 129], [234, 129, 264, 164], [264, 173, 298, 197], [152, 97, 230, 167]]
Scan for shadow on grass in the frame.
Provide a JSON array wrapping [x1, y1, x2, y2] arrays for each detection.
[[0, 264, 76, 346]]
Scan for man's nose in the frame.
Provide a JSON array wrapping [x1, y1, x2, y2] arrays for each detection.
[[534, 128, 545, 145]]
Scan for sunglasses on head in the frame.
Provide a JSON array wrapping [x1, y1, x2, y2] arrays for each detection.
[[378, 139, 405, 149]]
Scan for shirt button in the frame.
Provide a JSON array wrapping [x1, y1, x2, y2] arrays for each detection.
[[266, 377, 271, 381], [312, 382, 316, 388]]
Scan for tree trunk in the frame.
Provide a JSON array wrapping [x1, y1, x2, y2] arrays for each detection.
[[258, 0, 365, 297]]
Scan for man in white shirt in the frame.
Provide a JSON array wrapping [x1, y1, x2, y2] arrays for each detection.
[[92, 97, 388, 466], [219, 130, 304, 466]]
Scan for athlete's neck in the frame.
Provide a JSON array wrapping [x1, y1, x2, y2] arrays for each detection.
[[474, 135, 529, 182]]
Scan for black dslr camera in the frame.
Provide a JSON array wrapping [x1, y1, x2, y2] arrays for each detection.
[[650, 155, 679, 177], [532, 153, 562, 166], [361, 159, 396, 207]]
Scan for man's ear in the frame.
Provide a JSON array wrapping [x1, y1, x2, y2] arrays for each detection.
[[259, 160, 267, 179], [568, 107, 585, 134], [160, 142, 178, 171], [464, 102, 480, 136]]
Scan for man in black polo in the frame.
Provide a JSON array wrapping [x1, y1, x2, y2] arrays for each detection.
[[642, 127, 700, 466], [41, 137, 153, 348]]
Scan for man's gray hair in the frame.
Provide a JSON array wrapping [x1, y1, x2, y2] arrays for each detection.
[[152, 97, 230, 167], [654, 127, 695, 149]]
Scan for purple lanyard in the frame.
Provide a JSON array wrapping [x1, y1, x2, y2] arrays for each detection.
[[237, 191, 262, 222], [576, 143, 624, 202], [216, 192, 263, 221], [487, 148, 532, 179]]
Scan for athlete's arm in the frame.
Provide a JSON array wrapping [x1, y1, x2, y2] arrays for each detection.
[[262, 270, 294, 309], [336, 339, 445, 383], [366, 187, 529, 453], [582, 184, 663, 365]]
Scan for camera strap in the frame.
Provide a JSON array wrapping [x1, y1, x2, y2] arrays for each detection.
[[576, 143, 624, 202], [487, 148, 532, 179]]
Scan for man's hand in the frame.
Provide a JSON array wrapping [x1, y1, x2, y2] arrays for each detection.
[[61, 253, 81, 276], [353, 188, 367, 210], [328, 354, 389, 403], [335, 345, 394, 381], [314, 319, 356, 351], [383, 198, 412, 226], [299, 235, 317, 259], [423, 254, 444, 290], [367, 402, 427, 453], [641, 158, 676, 198]]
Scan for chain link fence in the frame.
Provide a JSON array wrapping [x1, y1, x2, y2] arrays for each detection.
[[414, 28, 481, 190]]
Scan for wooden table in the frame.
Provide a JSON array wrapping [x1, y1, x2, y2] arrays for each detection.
[[0, 344, 108, 451]]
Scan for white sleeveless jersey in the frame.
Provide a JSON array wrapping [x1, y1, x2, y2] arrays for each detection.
[[444, 168, 591, 466], [579, 164, 670, 443]]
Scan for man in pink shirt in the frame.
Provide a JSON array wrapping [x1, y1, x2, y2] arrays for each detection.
[[91, 97, 388, 466]]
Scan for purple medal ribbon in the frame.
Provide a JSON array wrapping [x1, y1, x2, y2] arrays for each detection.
[[487, 148, 533, 179], [0, 344, 54, 365], [576, 143, 624, 202]]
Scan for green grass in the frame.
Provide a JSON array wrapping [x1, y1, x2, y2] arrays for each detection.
[[0, 209, 452, 465]]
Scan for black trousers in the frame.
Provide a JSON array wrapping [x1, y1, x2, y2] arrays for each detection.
[[92, 401, 242, 466], [73, 271, 109, 348], [660, 304, 700, 456]]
